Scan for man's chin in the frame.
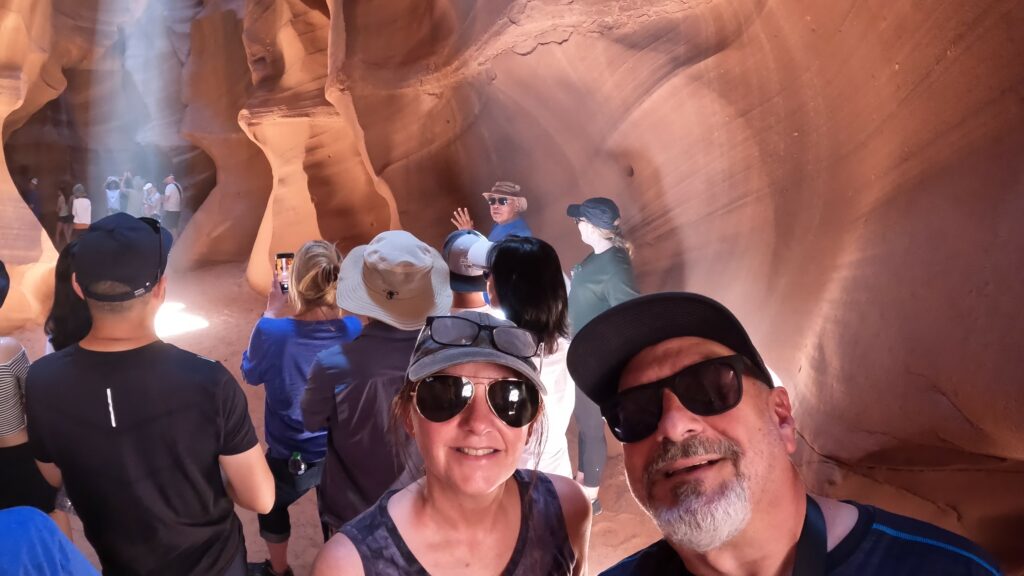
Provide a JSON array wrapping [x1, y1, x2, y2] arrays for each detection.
[[646, 479, 752, 553]]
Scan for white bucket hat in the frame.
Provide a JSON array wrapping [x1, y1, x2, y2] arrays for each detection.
[[337, 230, 453, 330]]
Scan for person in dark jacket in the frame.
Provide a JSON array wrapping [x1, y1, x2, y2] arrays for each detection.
[[566, 197, 640, 513], [301, 230, 452, 533]]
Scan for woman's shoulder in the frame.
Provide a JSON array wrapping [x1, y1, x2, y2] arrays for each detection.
[[312, 533, 365, 576], [0, 337, 25, 365]]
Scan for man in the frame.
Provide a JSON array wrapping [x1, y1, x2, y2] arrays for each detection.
[[302, 230, 452, 533], [451, 180, 533, 242], [25, 213, 274, 576], [567, 292, 1000, 575], [162, 174, 183, 235], [441, 229, 494, 313], [104, 176, 124, 216]]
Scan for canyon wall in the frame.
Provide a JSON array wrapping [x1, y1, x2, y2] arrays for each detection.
[[0, 0, 1021, 569]]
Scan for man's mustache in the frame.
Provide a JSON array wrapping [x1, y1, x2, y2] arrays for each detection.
[[644, 435, 742, 486]]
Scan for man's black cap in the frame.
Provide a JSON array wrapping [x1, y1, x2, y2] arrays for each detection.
[[566, 197, 621, 231], [567, 292, 774, 409], [0, 260, 9, 309], [75, 213, 173, 302]]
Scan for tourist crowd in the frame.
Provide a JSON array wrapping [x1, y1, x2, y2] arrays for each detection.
[[21, 171, 184, 250], [0, 181, 1002, 575]]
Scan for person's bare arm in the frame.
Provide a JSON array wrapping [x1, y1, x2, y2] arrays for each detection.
[[451, 207, 474, 231], [548, 473, 593, 576], [35, 461, 63, 488], [219, 444, 274, 514], [312, 533, 365, 576]]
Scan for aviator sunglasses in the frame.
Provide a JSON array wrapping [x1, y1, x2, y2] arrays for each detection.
[[413, 374, 541, 428], [487, 196, 512, 206], [422, 315, 541, 358], [601, 355, 755, 443]]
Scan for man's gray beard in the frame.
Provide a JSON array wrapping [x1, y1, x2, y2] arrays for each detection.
[[641, 437, 752, 553]]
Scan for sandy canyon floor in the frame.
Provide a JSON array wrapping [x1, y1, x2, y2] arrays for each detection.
[[13, 263, 662, 574]]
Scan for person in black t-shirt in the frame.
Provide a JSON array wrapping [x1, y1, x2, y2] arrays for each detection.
[[567, 292, 1001, 576], [25, 213, 275, 576]]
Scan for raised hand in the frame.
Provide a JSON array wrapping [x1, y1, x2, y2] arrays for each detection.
[[451, 207, 474, 231]]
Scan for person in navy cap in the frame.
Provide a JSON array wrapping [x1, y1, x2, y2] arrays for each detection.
[[24, 213, 274, 576], [565, 196, 640, 513], [568, 292, 1000, 576]]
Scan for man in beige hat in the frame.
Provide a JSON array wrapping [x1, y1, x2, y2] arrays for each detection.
[[451, 180, 534, 242], [301, 230, 452, 537]]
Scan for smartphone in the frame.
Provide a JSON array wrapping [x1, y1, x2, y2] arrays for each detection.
[[275, 252, 295, 293]]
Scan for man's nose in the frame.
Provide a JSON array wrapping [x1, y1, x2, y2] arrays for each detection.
[[653, 387, 706, 444]]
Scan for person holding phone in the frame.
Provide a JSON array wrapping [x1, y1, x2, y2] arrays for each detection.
[[241, 241, 362, 576]]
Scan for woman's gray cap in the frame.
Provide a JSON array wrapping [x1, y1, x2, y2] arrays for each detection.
[[407, 310, 546, 394]]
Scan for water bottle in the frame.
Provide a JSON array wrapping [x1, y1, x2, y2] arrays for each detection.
[[288, 451, 307, 476]]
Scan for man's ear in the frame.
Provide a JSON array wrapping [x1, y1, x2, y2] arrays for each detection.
[[71, 273, 85, 300], [769, 386, 798, 454], [152, 276, 168, 301]]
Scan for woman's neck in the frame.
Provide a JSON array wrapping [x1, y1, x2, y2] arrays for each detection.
[[588, 236, 614, 254], [417, 474, 519, 533], [293, 305, 339, 322]]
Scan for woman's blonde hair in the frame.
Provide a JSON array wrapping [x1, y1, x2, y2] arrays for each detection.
[[289, 240, 342, 315], [598, 225, 634, 259]]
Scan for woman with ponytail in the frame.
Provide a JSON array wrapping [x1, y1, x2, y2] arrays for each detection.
[[241, 240, 363, 576], [565, 197, 640, 514]]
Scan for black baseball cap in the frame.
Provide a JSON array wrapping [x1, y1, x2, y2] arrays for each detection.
[[566, 292, 773, 409], [75, 213, 173, 302], [566, 197, 621, 231], [0, 260, 9, 309]]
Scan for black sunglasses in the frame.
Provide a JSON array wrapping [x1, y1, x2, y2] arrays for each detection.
[[601, 355, 752, 443], [413, 374, 541, 428], [138, 217, 164, 288], [424, 316, 540, 358], [487, 196, 512, 206]]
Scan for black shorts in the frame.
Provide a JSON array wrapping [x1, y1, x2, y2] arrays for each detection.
[[0, 443, 57, 513], [58, 215, 73, 223]]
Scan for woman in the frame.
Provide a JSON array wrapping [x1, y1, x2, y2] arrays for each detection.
[[565, 197, 640, 513], [104, 177, 123, 216], [70, 184, 91, 241], [143, 183, 162, 220], [241, 240, 363, 576], [44, 241, 92, 354], [486, 236, 575, 478], [0, 260, 69, 537], [54, 186, 73, 249], [312, 311, 591, 576]]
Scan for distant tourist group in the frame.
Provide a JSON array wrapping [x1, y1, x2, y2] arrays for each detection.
[[20, 171, 184, 250], [0, 180, 1002, 575]]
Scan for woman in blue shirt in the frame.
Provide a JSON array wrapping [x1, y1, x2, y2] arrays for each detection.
[[241, 240, 362, 576]]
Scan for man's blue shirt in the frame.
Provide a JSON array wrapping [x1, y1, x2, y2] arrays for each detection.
[[488, 217, 533, 242]]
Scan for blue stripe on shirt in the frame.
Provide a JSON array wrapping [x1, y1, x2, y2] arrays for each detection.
[[870, 523, 1000, 576]]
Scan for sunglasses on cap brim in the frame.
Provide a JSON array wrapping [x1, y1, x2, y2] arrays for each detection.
[[413, 374, 541, 428], [422, 315, 540, 358], [601, 355, 758, 443]]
